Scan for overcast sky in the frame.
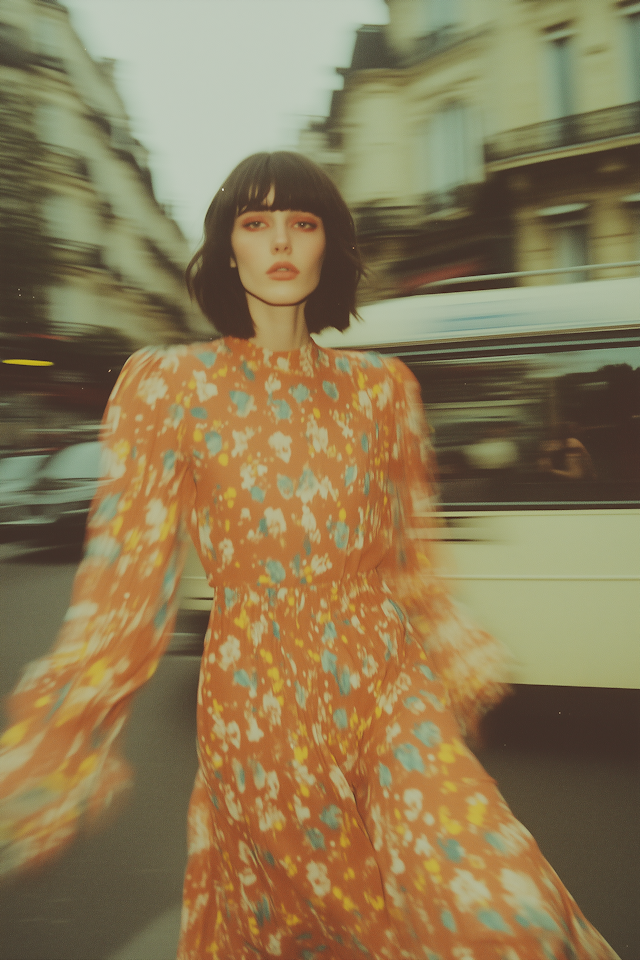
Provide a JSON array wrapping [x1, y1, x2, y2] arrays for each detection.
[[64, 0, 388, 245]]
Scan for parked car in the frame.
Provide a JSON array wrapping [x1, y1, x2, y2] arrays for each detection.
[[0, 452, 52, 538], [25, 441, 104, 544]]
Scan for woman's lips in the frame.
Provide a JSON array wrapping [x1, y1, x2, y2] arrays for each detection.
[[267, 262, 299, 279]]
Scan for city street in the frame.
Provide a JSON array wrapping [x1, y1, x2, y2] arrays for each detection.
[[0, 544, 638, 959], [0, 545, 198, 960]]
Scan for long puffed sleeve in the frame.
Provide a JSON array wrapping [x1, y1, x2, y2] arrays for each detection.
[[378, 357, 512, 739], [0, 347, 194, 877]]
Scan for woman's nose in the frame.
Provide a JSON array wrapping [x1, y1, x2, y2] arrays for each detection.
[[272, 218, 291, 252]]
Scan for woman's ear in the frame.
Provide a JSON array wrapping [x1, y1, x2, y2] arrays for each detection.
[[230, 256, 237, 268]]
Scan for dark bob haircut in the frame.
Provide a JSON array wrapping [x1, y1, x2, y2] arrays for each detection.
[[186, 151, 364, 338]]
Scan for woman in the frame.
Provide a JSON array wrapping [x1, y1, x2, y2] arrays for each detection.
[[1, 153, 619, 959]]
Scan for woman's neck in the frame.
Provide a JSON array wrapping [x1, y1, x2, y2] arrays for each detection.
[[245, 295, 311, 351]]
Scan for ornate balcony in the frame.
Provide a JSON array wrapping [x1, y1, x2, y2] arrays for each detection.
[[354, 183, 483, 238], [485, 101, 640, 168]]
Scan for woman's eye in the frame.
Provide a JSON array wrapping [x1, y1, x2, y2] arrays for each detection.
[[296, 219, 318, 230], [243, 219, 266, 230]]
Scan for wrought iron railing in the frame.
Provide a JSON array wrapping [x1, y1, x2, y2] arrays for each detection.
[[485, 101, 640, 164], [355, 184, 484, 236]]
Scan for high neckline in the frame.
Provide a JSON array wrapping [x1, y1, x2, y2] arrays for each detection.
[[223, 336, 322, 376]]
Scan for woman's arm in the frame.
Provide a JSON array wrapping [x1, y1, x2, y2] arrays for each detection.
[[0, 347, 195, 877], [377, 358, 512, 740]]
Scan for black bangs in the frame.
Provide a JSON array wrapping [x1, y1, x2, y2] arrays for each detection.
[[232, 152, 328, 219]]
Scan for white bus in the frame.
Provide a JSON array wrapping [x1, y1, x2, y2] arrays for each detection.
[[178, 277, 639, 689]]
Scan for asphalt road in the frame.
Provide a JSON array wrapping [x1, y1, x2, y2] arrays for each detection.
[[1, 543, 638, 959], [0, 544, 199, 960]]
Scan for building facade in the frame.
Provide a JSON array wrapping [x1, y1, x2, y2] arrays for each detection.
[[299, 0, 640, 300], [1, 0, 209, 444]]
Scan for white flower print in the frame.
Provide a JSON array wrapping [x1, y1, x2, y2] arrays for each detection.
[[262, 690, 282, 727], [301, 505, 320, 543], [357, 389, 373, 418], [293, 793, 311, 822], [413, 834, 433, 857], [223, 785, 243, 821], [102, 443, 127, 480], [500, 869, 545, 909], [449, 869, 492, 912], [137, 374, 168, 408], [219, 538, 234, 566], [145, 498, 167, 540], [309, 554, 333, 576], [104, 402, 121, 436], [332, 414, 354, 440], [266, 933, 283, 956], [493, 819, 533, 856], [403, 789, 423, 822], [264, 373, 281, 394], [218, 635, 241, 671], [64, 601, 98, 622], [187, 803, 214, 855], [268, 431, 292, 463], [306, 417, 329, 453], [306, 861, 331, 897], [375, 378, 393, 411], [255, 798, 285, 833], [238, 868, 257, 887], [232, 428, 255, 458], [239, 461, 268, 491], [250, 616, 269, 647], [329, 765, 353, 801], [386, 722, 402, 743], [158, 348, 182, 373], [193, 369, 218, 402], [265, 771, 280, 799], [264, 507, 287, 537], [246, 715, 264, 742]]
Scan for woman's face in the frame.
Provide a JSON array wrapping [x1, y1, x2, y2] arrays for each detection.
[[230, 191, 326, 310]]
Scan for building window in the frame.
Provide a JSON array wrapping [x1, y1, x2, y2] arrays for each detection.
[[545, 28, 576, 119], [538, 203, 590, 283], [555, 223, 589, 282], [423, 101, 481, 195]]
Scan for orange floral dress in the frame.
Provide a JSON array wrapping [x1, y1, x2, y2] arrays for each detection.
[[0, 337, 619, 959]]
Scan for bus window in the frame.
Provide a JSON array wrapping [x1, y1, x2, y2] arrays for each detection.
[[406, 342, 640, 509]]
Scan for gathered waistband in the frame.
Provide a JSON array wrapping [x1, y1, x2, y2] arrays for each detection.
[[208, 569, 388, 608]]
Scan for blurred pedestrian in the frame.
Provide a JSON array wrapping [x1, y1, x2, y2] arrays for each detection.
[[538, 421, 596, 480], [0, 152, 619, 959]]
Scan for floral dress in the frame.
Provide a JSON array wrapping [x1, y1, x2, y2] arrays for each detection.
[[0, 336, 619, 960]]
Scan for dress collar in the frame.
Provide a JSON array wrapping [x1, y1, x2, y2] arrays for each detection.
[[222, 336, 323, 376]]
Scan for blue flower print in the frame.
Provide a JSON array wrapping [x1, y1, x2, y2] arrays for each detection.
[[322, 381, 339, 400], [205, 431, 223, 456], [393, 743, 425, 773], [229, 390, 254, 417], [289, 384, 310, 403]]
